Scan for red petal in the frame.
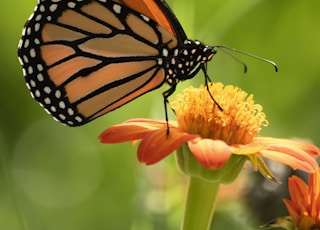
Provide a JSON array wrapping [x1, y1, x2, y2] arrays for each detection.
[[138, 127, 199, 165], [99, 119, 169, 143], [188, 138, 231, 169]]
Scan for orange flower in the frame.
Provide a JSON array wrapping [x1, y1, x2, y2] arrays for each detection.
[[99, 83, 319, 178], [283, 169, 320, 230]]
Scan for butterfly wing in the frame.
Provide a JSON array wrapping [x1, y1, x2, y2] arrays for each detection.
[[114, 0, 187, 42], [18, 0, 181, 126]]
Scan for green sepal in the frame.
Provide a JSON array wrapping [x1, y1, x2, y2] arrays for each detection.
[[175, 143, 247, 184], [260, 216, 295, 230]]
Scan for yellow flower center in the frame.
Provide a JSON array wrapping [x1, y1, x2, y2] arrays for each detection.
[[170, 82, 268, 145]]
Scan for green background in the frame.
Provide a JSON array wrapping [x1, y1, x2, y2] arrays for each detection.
[[1, 0, 319, 229]]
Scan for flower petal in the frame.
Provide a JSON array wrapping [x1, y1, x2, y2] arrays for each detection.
[[99, 119, 171, 143], [283, 170, 320, 229], [288, 176, 309, 208], [231, 142, 267, 155], [282, 199, 300, 227], [254, 137, 319, 172], [255, 137, 320, 158], [259, 149, 318, 172], [188, 138, 232, 169], [309, 169, 320, 221], [138, 127, 199, 165], [125, 118, 178, 128]]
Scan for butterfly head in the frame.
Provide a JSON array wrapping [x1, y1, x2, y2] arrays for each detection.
[[165, 40, 216, 83]]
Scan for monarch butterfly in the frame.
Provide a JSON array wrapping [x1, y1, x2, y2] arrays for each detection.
[[18, 0, 276, 126]]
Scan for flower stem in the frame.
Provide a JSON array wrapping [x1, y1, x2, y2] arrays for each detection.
[[181, 176, 220, 230]]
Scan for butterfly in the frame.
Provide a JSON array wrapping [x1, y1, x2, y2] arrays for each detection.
[[18, 0, 277, 126]]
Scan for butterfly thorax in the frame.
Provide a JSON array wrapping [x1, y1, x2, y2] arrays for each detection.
[[164, 40, 216, 86]]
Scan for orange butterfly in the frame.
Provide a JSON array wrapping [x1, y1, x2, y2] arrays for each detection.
[[18, 0, 276, 126]]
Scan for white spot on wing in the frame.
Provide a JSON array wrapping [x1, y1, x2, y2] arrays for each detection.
[[30, 48, 36, 58], [24, 39, 30, 48], [162, 48, 168, 57], [68, 2, 76, 8], [18, 39, 23, 49], [22, 68, 27, 76], [50, 106, 57, 112], [30, 79, 36, 87], [44, 97, 51, 104], [34, 38, 40, 45], [141, 15, 150, 22], [44, 86, 51, 94], [75, 116, 82, 123], [27, 27, 31, 36], [49, 4, 58, 12], [37, 73, 44, 82], [113, 4, 121, 14], [37, 64, 43, 71], [55, 90, 61, 98], [28, 66, 33, 74], [59, 101, 66, 109], [34, 90, 41, 97], [67, 121, 74, 125], [35, 14, 42, 21], [23, 55, 29, 63], [39, 5, 45, 12], [34, 23, 40, 32], [59, 114, 66, 120], [67, 108, 74, 115]]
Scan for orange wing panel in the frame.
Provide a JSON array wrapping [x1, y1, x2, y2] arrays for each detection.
[[113, 0, 175, 36]]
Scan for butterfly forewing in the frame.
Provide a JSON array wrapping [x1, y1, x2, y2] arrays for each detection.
[[18, 0, 179, 126], [112, 0, 186, 40]]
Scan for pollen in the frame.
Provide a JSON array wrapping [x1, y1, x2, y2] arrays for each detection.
[[170, 83, 268, 144]]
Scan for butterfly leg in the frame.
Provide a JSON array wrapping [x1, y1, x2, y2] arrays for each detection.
[[162, 83, 177, 135], [201, 63, 223, 111], [186, 62, 223, 111]]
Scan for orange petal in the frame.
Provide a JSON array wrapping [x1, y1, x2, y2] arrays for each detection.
[[188, 138, 232, 169], [254, 137, 319, 172], [309, 169, 320, 220], [138, 127, 199, 165], [99, 119, 169, 143], [283, 199, 300, 226], [255, 137, 320, 158], [288, 176, 309, 207], [259, 149, 318, 172], [283, 175, 310, 227], [125, 118, 178, 127]]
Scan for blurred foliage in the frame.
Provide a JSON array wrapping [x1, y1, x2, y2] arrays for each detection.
[[1, 0, 319, 229]]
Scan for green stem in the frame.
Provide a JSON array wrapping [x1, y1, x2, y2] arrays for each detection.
[[181, 176, 220, 230]]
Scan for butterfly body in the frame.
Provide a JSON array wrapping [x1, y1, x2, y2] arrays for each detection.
[[18, 0, 216, 126]]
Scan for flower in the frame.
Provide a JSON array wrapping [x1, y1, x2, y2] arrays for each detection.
[[99, 83, 319, 180], [282, 169, 320, 230]]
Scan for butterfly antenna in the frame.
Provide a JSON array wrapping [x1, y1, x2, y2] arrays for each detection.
[[214, 45, 278, 72]]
